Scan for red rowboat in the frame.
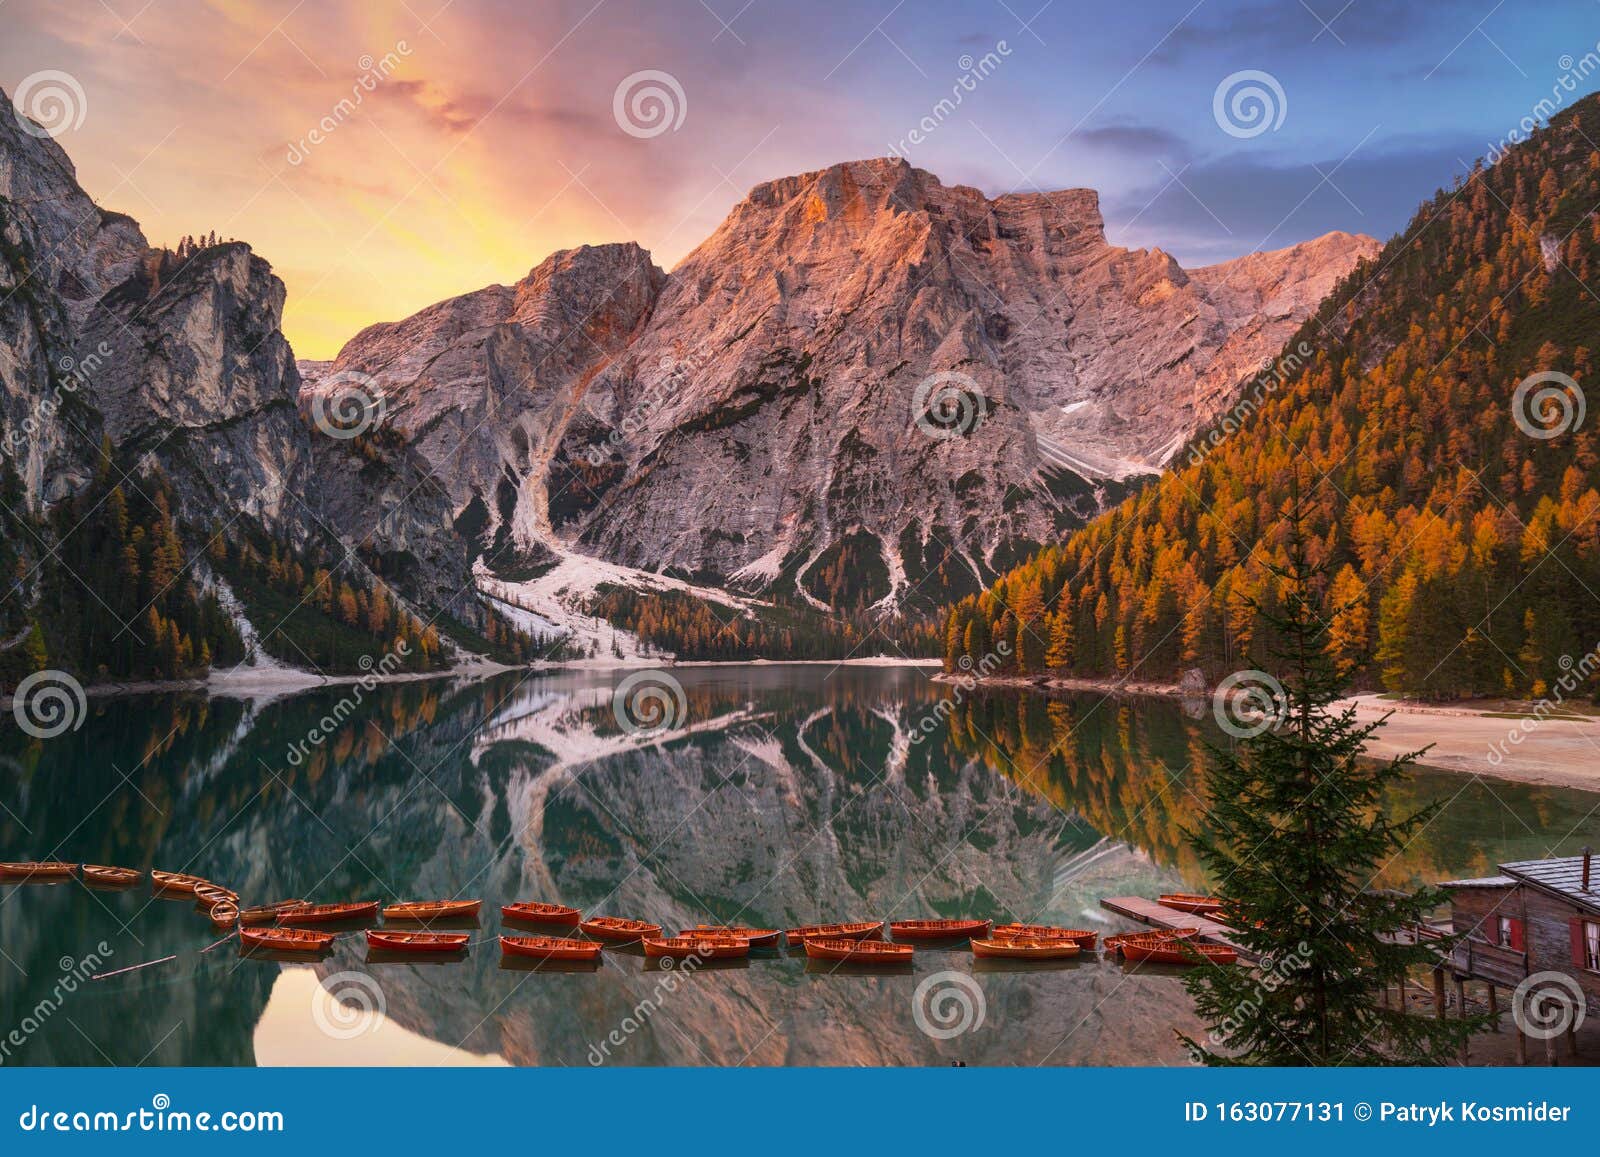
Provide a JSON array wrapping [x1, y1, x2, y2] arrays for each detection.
[[972, 936, 1080, 960], [209, 901, 240, 930], [367, 930, 471, 953], [991, 924, 1098, 949], [501, 901, 582, 927], [642, 936, 751, 960], [240, 900, 307, 926], [682, 925, 782, 948], [1158, 893, 1225, 916], [277, 901, 380, 925], [784, 921, 883, 946], [500, 935, 603, 962], [151, 869, 208, 893], [0, 861, 76, 880], [580, 916, 662, 942], [1104, 928, 1198, 953], [382, 900, 482, 921], [1120, 937, 1238, 966], [80, 864, 142, 887], [889, 918, 992, 941], [240, 927, 335, 952], [194, 883, 239, 907], [804, 937, 914, 965]]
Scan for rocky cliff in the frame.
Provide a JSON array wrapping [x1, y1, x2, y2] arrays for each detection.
[[0, 89, 487, 677], [318, 157, 1376, 615]]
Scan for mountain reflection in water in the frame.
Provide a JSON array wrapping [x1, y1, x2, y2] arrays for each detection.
[[1, 666, 1594, 1066]]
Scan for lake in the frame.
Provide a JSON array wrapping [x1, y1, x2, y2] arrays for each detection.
[[1, 665, 1595, 1066]]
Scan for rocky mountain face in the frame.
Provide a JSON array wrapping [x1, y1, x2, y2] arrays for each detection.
[[0, 92, 487, 671], [316, 158, 1376, 615]]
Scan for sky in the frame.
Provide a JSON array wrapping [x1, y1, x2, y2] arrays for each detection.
[[3, 0, 1598, 358]]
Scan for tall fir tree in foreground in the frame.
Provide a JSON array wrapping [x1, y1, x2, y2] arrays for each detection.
[[1180, 504, 1485, 1065]]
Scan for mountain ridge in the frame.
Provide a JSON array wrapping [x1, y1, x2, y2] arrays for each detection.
[[308, 155, 1375, 630]]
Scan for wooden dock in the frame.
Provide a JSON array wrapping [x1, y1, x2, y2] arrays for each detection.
[[1099, 896, 1258, 961]]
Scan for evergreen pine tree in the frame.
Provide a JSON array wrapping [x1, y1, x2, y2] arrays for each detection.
[[1180, 503, 1486, 1065]]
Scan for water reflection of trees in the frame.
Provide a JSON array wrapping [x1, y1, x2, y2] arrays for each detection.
[[931, 690, 1600, 891]]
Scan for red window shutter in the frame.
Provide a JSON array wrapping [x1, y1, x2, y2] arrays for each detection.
[[1573, 918, 1586, 967], [1510, 919, 1526, 952]]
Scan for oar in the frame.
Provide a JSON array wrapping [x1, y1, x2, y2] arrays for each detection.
[[95, 930, 238, 978], [91, 954, 177, 980]]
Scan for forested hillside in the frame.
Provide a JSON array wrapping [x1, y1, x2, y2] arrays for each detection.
[[944, 95, 1600, 700]]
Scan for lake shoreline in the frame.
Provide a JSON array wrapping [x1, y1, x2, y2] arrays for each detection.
[[933, 671, 1600, 793], [5, 655, 944, 707]]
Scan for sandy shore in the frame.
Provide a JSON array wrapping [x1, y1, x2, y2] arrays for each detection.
[[1335, 693, 1600, 792], [934, 672, 1600, 793]]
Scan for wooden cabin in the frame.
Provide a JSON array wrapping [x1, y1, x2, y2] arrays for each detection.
[[1441, 851, 1599, 1061]]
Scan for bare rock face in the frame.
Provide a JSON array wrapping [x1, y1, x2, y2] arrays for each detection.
[[308, 243, 664, 574], [323, 157, 1376, 612], [0, 91, 479, 634]]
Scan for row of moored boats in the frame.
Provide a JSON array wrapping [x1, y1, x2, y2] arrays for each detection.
[[0, 863, 1240, 967]]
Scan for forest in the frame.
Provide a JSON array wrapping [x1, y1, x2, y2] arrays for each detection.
[[944, 96, 1600, 702]]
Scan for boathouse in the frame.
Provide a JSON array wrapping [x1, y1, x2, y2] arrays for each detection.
[[1441, 851, 1600, 1061]]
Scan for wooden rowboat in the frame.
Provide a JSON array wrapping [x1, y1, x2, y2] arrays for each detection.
[[240, 927, 335, 952], [889, 918, 992, 941], [382, 900, 482, 921], [642, 936, 751, 960], [1104, 928, 1198, 953], [501, 901, 582, 927], [367, 930, 471, 953], [1158, 893, 1225, 915], [80, 864, 142, 887], [277, 900, 380, 925], [151, 870, 207, 894], [209, 902, 240, 930], [0, 861, 76, 880], [579, 916, 662, 942], [784, 921, 884, 946], [803, 937, 914, 965], [1120, 938, 1238, 966], [500, 935, 604, 962], [991, 924, 1098, 949], [972, 936, 1080, 960], [682, 925, 782, 948], [193, 883, 239, 906], [240, 900, 307, 926]]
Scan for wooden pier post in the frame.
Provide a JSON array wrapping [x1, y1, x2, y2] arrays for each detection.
[[1516, 1025, 1528, 1065], [1432, 967, 1446, 1018], [1487, 983, 1498, 1028], [1567, 1023, 1578, 1059]]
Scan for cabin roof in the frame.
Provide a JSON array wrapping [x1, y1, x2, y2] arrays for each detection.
[[1438, 875, 1514, 889], [1499, 857, 1600, 912]]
